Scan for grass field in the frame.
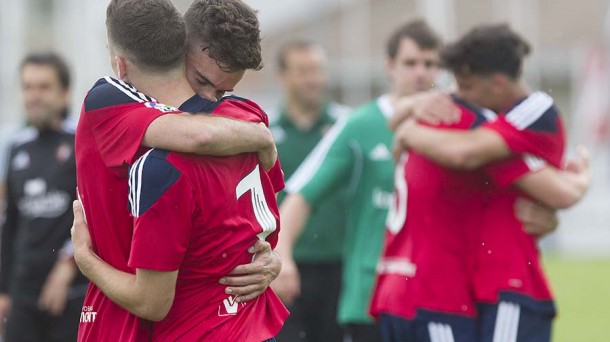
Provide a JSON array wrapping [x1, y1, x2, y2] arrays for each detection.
[[543, 256, 610, 342]]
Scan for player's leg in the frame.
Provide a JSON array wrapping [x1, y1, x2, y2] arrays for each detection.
[[276, 263, 311, 341], [46, 297, 83, 342], [415, 310, 478, 342], [300, 262, 342, 342], [378, 314, 415, 342], [479, 301, 553, 342], [343, 323, 383, 342], [5, 301, 44, 342]]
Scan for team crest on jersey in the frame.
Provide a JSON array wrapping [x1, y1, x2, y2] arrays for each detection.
[[56, 143, 72, 163], [144, 101, 178, 113]]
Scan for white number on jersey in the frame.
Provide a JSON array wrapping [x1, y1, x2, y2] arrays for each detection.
[[236, 164, 276, 240], [386, 154, 408, 234]]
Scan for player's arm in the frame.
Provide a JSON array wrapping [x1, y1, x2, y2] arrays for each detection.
[[86, 89, 275, 170], [72, 213, 177, 322], [273, 117, 355, 304], [389, 90, 461, 130], [38, 241, 79, 316], [143, 114, 276, 165], [513, 147, 590, 209], [394, 118, 510, 169]]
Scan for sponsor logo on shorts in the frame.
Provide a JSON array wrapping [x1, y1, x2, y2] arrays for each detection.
[[80, 306, 98, 323]]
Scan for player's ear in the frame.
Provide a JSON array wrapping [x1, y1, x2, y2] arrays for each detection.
[[384, 57, 395, 77], [115, 56, 128, 80], [490, 74, 507, 93]]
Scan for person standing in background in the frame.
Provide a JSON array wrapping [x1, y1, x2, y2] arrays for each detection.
[[270, 40, 349, 342], [0, 53, 87, 341], [273, 21, 445, 342]]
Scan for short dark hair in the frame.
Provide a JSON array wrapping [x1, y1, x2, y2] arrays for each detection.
[[184, 0, 263, 73], [21, 53, 71, 90], [386, 19, 441, 59], [106, 0, 186, 73], [276, 40, 322, 71], [441, 23, 531, 79]]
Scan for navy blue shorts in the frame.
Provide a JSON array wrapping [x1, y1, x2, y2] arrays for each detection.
[[478, 298, 554, 342], [263, 338, 277, 342], [379, 310, 477, 342]]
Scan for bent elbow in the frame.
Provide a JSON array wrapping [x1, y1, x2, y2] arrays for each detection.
[[549, 194, 579, 210], [137, 295, 174, 322], [441, 149, 481, 170], [185, 129, 215, 154], [542, 188, 581, 209]]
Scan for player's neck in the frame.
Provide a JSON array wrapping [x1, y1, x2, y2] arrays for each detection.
[[285, 96, 323, 131], [498, 81, 530, 112], [128, 69, 195, 108]]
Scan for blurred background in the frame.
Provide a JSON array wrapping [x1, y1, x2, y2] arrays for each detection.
[[0, 0, 608, 340]]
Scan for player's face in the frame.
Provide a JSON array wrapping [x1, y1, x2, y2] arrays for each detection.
[[454, 73, 502, 111], [20, 64, 69, 129], [279, 47, 328, 108], [387, 38, 440, 97], [185, 49, 245, 101]]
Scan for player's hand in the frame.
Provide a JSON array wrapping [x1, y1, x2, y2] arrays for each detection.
[[270, 255, 300, 305], [390, 90, 460, 130], [220, 240, 281, 303], [38, 258, 77, 316], [515, 198, 559, 238], [71, 200, 93, 268], [0, 294, 11, 336], [564, 145, 591, 191]]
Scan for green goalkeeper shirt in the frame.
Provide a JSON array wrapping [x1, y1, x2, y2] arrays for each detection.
[[286, 95, 395, 324], [271, 102, 349, 263]]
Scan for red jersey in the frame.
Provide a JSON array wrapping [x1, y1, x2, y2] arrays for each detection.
[[371, 100, 491, 320], [476, 91, 565, 314], [126, 103, 288, 340], [76, 77, 179, 342], [76, 77, 284, 341]]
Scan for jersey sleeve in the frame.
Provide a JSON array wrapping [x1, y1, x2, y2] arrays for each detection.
[[83, 78, 181, 168], [267, 158, 285, 193], [485, 154, 546, 188], [285, 116, 354, 204], [127, 150, 194, 271], [209, 96, 270, 125], [482, 92, 565, 167]]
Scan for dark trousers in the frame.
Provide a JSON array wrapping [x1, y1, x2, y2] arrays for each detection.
[[5, 297, 83, 342], [343, 323, 383, 342], [277, 262, 342, 342]]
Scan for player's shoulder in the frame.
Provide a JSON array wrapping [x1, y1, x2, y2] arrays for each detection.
[[504, 91, 560, 132], [327, 102, 351, 120], [211, 95, 269, 125], [129, 149, 184, 217], [452, 95, 498, 129], [8, 126, 39, 150], [345, 98, 383, 126], [84, 76, 156, 112]]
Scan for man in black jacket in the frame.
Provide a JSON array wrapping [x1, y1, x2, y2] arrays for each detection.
[[0, 53, 87, 342]]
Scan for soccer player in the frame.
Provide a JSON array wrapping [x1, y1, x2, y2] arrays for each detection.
[[271, 40, 349, 342], [274, 20, 448, 341], [387, 24, 589, 341], [0, 53, 87, 341], [73, 0, 281, 340]]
